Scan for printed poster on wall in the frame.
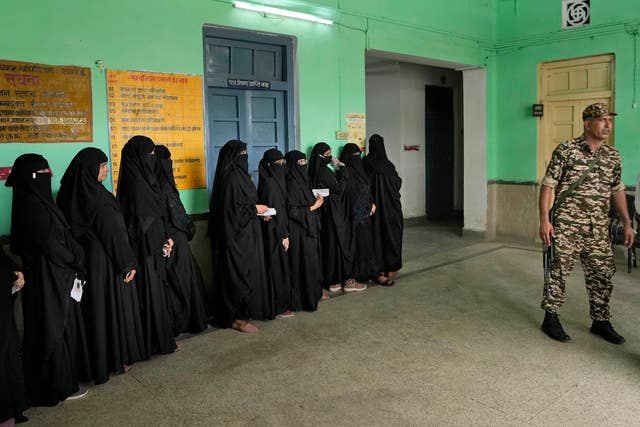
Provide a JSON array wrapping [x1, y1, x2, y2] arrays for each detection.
[[0, 59, 92, 143], [106, 70, 206, 191], [346, 113, 366, 151]]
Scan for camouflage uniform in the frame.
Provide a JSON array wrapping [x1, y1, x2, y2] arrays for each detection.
[[541, 134, 624, 320]]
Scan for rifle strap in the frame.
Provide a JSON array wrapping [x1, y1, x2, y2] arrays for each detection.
[[550, 148, 602, 217]]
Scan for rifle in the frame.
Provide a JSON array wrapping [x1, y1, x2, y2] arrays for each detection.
[[543, 211, 555, 287]]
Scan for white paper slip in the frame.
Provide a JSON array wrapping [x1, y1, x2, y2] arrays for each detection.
[[70, 277, 85, 303], [312, 188, 330, 197], [11, 284, 20, 295], [258, 208, 277, 217]]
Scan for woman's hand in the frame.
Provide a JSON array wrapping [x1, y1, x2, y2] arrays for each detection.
[[124, 269, 136, 283], [13, 271, 25, 290], [310, 196, 324, 211], [162, 239, 173, 258], [256, 204, 269, 215], [282, 237, 290, 251], [370, 203, 377, 216]]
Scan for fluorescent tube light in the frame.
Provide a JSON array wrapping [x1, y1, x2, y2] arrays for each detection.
[[233, 1, 333, 25]]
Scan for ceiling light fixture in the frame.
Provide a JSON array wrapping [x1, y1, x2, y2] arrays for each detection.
[[233, 1, 333, 25]]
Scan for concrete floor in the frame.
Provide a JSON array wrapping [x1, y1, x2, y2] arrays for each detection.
[[24, 223, 640, 426]]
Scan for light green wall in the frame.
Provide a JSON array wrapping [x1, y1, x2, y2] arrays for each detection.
[[0, 0, 493, 235], [491, 1, 640, 184]]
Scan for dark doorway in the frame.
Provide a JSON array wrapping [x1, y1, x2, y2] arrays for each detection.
[[425, 85, 454, 220]]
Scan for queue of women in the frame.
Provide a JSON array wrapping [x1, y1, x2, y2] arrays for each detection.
[[1, 133, 403, 425]]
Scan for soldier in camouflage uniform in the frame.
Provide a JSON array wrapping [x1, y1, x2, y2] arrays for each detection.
[[538, 103, 634, 344]]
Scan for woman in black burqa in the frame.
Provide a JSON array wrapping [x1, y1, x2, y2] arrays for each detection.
[[117, 136, 177, 355], [339, 143, 394, 286], [308, 143, 366, 294], [257, 149, 292, 318], [155, 145, 208, 335], [363, 134, 403, 277], [0, 250, 28, 424], [209, 140, 272, 333], [57, 147, 145, 384], [6, 153, 90, 406], [285, 150, 324, 311]]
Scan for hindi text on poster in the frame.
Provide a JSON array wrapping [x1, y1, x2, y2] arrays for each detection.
[[0, 60, 92, 142], [106, 70, 206, 191], [346, 113, 366, 151]]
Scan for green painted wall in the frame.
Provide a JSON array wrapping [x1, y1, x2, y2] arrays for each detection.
[[0, 0, 493, 235], [491, 1, 640, 184]]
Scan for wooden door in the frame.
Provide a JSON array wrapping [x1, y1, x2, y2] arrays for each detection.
[[538, 54, 615, 178]]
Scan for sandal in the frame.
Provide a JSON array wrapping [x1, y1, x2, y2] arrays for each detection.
[[377, 276, 395, 287]]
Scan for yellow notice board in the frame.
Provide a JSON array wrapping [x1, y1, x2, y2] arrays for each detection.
[[0, 59, 92, 142], [106, 70, 206, 191], [346, 113, 366, 151]]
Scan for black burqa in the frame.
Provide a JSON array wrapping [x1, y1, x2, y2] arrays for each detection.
[[208, 140, 271, 327], [285, 150, 322, 311], [257, 149, 291, 315], [155, 145, 208, 335], [117, 136, 176, 356], [339, 144, 380, 281], [363, 134, 403, 273], [0, 251, 29, 422], [308, 142, 355, 287], [6, 154, 90, 406], [57, 147, 146, 385]]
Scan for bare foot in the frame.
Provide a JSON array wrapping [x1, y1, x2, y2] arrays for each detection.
[[232, 320, 259, 333]]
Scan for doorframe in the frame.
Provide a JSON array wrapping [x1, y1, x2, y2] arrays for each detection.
[[537, 53, 615, 180], [201, 24, 299, 191]]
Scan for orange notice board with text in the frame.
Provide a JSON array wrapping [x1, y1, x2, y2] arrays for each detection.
[[106, 70, 206, 191], [0, 59, 92, 143]]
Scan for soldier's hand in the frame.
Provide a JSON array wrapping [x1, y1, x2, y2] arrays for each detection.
[[539, 220, 555, 247], [623, 224, 635, 248]]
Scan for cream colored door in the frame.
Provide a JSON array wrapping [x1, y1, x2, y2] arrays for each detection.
[[538, 54, 615, 178]]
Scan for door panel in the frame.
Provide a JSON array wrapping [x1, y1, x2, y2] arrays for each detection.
[[207, 88, 286, 186], [205, 37, 283, 81], [541, 97, 610, 173], [538, 54, 614, 179]]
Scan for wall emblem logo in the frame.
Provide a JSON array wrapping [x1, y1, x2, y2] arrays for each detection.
[[562, 0, 590, 29]]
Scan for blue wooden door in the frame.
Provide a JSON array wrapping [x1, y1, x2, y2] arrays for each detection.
[[204, 31, 293, 190], [207, 88, 285, 185]]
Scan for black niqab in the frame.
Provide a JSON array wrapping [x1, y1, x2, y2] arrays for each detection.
[[363, 134, 398, 177], [6, 154, 67, 256], [308, 142, 332, 186], [258, 148, 286, 197], [117, 135, 162, 218], [209, 139, 270, 326], [286, 150, 316, 207], [340, 143, 368, 183], [362, 135, 403, 273], [257, 148, 291, 315], [57, 148, 109, 238], [308, 142, 354, 270]]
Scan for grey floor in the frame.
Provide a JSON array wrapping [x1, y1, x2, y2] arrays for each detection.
[[25, 223, 640, 426]]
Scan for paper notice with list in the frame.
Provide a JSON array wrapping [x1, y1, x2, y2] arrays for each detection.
[[106, 69, 206, 192]]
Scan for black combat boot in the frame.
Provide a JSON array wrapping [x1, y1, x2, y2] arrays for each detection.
[[590, 320, 625, 344], [541, 311, 571, 342]]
